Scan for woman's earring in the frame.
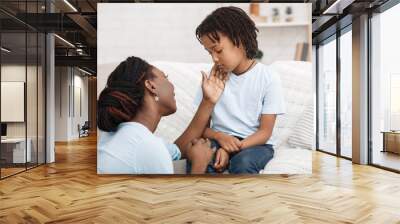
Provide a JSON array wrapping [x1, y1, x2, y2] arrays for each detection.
[[155, 95, 159, 102]]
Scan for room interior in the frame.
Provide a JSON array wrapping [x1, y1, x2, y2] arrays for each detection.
[[97, 2, 314, 174], [0, 0, 399, 223]]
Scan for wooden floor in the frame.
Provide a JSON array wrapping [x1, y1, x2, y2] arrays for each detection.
[[1, 135, 400, 223], [373, 150, 400, 171], [1, 163, 45, 178], [1, 167, 26, 178]]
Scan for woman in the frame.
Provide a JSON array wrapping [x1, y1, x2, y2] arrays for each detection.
[[97, 56, 226, 174]]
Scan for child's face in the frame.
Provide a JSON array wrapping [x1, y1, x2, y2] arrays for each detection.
[[200, 32, 246, 73]]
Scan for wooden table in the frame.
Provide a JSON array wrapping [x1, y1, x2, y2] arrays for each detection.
[[1, 138, 32, 164], [381, 131, 400, 154]]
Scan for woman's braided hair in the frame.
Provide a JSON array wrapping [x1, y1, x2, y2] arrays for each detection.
[[97, 56, 154, 132]]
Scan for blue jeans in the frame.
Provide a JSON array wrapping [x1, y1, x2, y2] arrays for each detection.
[[186, 138, 274, 174]]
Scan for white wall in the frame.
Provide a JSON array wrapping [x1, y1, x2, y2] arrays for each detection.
[[97, 3, 311, 95], [1, 65, 39, 138], [1, 66, 25, 128], [72, 73, 89, 138], [55, 67, 68, 141], [55, 67, 89, 141]]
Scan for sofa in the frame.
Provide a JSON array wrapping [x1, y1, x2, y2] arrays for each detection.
[[151, 60, 313, 174]]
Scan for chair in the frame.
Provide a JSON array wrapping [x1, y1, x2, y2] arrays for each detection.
[[78, 121, 90, 138]]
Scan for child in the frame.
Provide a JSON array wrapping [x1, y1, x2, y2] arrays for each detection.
[[194, 6, 285, 174]]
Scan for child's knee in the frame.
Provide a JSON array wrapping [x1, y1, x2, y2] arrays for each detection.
[[228, 147, 274, 174], [228, 153, 254, 173]]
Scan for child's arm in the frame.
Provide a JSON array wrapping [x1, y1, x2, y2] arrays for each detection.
[[203, 126, 242, 152], [203, 126, 217, 139], [201, 120, 219, 142], [240, 114, 277, 150]]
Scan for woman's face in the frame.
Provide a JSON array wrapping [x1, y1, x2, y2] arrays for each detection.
[[150, 67, 177, 116], [200, 32, 245, 73]]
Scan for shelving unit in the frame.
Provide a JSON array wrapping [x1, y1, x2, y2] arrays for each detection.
[[254, 19, 312, 62], [255, 22, 309, 28]]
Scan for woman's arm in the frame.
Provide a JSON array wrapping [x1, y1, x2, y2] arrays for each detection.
[[185, 138, 214, 174], [240, 114, 277, 150], [174, 67, 226, 158], [175, 99, 216, 158]]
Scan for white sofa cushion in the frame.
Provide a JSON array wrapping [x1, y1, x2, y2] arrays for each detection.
[[152, 61, 211, 143], [288, 104, 315, 150], [268, 61, 313, 148], [261, 146, 312, 174]]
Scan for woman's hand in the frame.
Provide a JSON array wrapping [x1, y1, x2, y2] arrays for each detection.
[[201, 64, 228, 104], [213, 148, 229, 172], [186, 138, 214, 174], [215, 132, 242, 153]]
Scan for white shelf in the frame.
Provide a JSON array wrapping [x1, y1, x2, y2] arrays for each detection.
[[255, 22, 309, 28]]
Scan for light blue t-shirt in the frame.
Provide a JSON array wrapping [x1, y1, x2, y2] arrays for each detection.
[[195, 63, 286, 145], [97, 122, 181, 174]]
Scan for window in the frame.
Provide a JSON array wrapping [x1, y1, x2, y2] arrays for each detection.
[[390, 74, 400, 131], [317, 36, 337, 155], [340, 28, 352, 158], [0, 1, 47, 179], [370, 2, 400, 171]]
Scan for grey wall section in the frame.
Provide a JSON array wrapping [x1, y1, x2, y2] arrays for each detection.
[[54, 67, 69, 141], [88, 77, 97, 133], [46, 33, 55, 163], [54, 66, 89, 141], [352, 14, 369, 164]]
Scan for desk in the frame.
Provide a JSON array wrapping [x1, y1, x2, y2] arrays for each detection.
[[1, 138, 31, 163], [382, 131, 400, 155]]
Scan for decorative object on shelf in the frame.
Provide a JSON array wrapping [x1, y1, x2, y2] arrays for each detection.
[[285, 6, 293, 22], [272, 8, 280, 23], [251, 15, 268, 23], [249, 3, 260, 17], [295, 42, 309, 61], [249, 3, 267, 23]]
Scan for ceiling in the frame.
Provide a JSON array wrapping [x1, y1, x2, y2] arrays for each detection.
[[0, 0, 394, 75]]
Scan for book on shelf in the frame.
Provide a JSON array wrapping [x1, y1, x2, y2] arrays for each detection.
[[295, 42, 309, 61]]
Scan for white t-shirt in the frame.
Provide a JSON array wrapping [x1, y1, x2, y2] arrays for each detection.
[[195, 62, 285, 145], [97, 122, 181, 174]]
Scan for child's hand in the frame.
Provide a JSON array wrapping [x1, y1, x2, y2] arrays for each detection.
[[215, 132, 242, 153], [214, 148, 229, 172], [201, 64, 228, 104]]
